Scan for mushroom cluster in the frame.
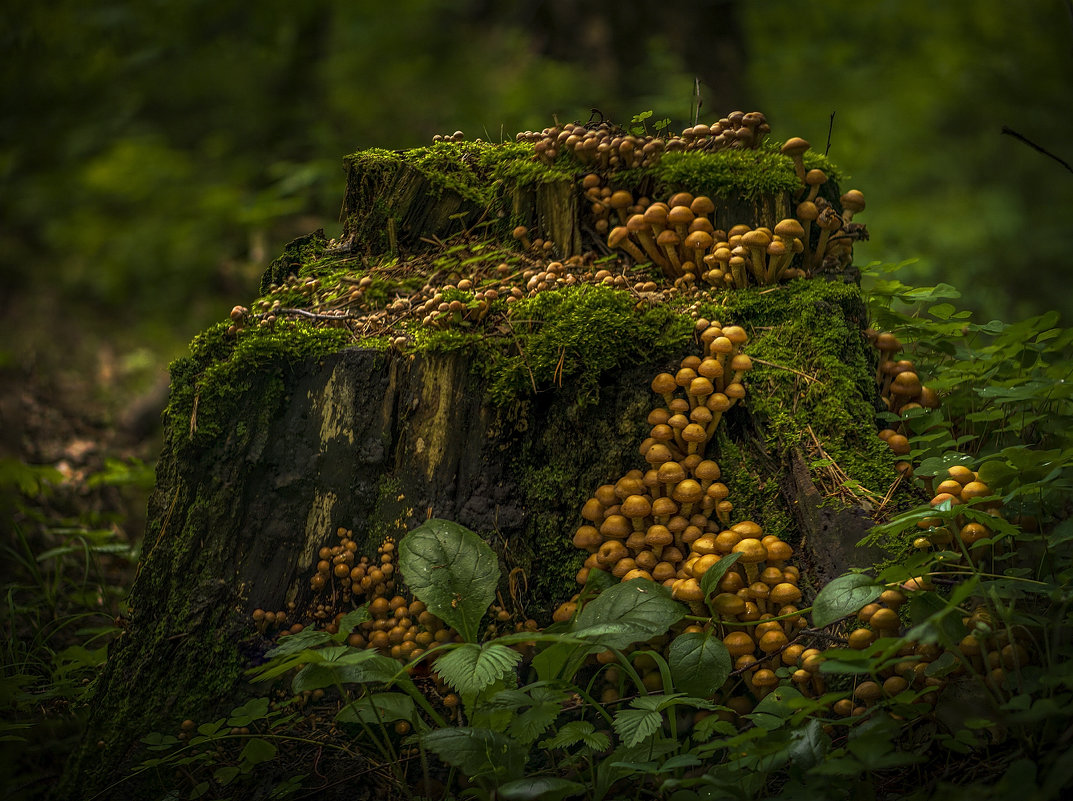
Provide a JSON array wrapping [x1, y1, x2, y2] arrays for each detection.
[[912, 465, 1004, 565], [582, 176, 809, 288], [563, 319, 756, 588], [518, 112, 772, 169], [864, 329, 942, 474], [550, 320, 828, 711]]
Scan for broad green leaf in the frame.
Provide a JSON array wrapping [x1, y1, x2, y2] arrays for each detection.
[[531, 640, 591, 684], [337, 692, 414, 725], [399, 518, 499, 642], [746, 686, 803, 730], [668, 632, 731, 697], [214, 765, 240, 785], [811, 573, 882, 628], [659, 753, 702, 772], [574, 579, 684, 650], [786, 719, 828, 769], [420, 727, 526, 783], [239, 737, 277, 766], [434, 642, 522, 697], [497, 777, 585, 801], [699, 552, 742, 598]]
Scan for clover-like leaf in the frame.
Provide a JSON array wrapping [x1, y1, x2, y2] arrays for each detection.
[[399, 519, 499, 642], [238, 737, 276, 766], [811, 573, 882, 628]]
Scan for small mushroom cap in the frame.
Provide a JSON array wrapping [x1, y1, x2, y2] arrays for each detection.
[[645, 524, 674, 548], [691, 195, 716, 216], [841, 189, 866, 214], [657, 461, 687, 485], [621, 494, 652, 519], [723, 631, 756, 658], [796, 201, 819, 221], [779, 137, 811, 156], [656, 229, 681, 247], [732, 538, 766, 563], [693, 460, 721, 481], [651, 496, 678, 518], [774, 218, 805, 239], [672, 577, 705, 602], [572, 525, 603, 551], [769, 582, 802, 606], [672, 478, 704, 502], [651, 372, 677, 394], [599, 515, 632, 540]]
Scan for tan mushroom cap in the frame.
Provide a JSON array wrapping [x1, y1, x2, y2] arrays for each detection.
[[572, 525, 603, 552], [620, 494, 652, 520], [723, 630, 756, 658], [672, 577, 705, 602]]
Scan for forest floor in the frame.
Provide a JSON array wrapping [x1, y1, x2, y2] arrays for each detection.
[[0, 310, 168, 798]]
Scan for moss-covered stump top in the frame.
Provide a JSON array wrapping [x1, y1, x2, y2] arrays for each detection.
[[338, 128, 841, 258]]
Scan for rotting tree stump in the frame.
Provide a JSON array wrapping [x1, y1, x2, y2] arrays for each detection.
[[62, 133, 914, 800]]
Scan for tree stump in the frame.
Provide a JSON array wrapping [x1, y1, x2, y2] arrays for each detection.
[[61, 130, 912, 799]]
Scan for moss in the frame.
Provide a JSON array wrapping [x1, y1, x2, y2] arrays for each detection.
[[698, 278, 916, 513], [165, 319, 350, 456], [411, 284, 694, 409], [259, 229, 328, 294]]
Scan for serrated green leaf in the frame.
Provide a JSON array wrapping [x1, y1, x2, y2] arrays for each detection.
[[613, 707, 663, 748], [540, 720, 609, 751], [434, 643, 523, 697], [811, 573, 882, 628], [668, 632, 731, 698], [337, 607, 370, 638], [573, 579, 684, 650], [508, 703, 562, 746], [399, 519, 499, 642]]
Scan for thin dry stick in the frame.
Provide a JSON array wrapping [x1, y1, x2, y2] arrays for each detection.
[[806, 424, 883, 502], [750, 357, 820, 383]]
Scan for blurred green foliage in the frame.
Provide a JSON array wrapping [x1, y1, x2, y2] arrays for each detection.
[[743, 0, 1073, 322], [2, 0, 1069, 364]]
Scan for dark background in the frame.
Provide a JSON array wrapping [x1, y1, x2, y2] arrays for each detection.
[[2, 0, 1071, 422]]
